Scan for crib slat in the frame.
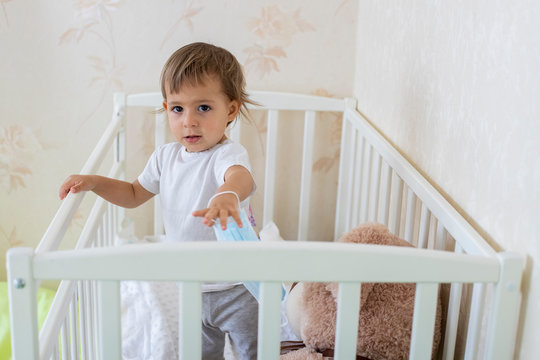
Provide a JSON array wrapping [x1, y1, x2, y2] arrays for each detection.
[[70, 293, 80, 360], [359, 143, 372, 224], [350, 133, 364, 228], [409, 283, 439, 360], [257, 282, 282, 360], [334, 282, 361, 360], [417, 204, 431, 249], [154, 109, 167, 235], [61, 317, 71, 360], [263, 110, 279, 226], [230, 117, 241, 143], [335, 114, 353, 239], [378, 161, 392, 226], [97, 281, 121, 359], [464, 283, 486, 359], [298, 110, 316, 240], [368, 152, 382, 222], [179, 282, 202, 360], [389, 173, 404, 235], [442, 245, 463, 360], [404, 188, 416, 242], [77, 281, 89, 360]]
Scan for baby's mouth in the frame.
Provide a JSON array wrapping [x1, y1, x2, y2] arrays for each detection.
[[184, 135, 201, 143]]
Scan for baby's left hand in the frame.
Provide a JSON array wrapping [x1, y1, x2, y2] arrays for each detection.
[[192, 192, 243, 230]]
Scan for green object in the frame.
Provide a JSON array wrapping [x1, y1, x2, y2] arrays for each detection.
[[0, 281, 56, 360]]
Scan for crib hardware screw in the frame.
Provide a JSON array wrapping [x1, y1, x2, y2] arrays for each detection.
[[13, 278, 26, 289]]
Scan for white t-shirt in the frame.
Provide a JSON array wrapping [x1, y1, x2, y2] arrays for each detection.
[[138, 140, 254, 242]]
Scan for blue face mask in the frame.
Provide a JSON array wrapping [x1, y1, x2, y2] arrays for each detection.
[[213, 209, 285, 302]]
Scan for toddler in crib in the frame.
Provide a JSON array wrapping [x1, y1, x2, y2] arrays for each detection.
[[59, 42, 259, 359]]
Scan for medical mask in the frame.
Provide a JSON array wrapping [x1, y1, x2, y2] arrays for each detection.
[[213, 208, 285, 302]]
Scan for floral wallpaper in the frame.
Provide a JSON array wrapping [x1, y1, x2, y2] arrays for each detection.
[[0, 0, 357, 277]]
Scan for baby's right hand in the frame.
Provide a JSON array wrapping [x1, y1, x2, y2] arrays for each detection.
[[59, 175, 95, 200]]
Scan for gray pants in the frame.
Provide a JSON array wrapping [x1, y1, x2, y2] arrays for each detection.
[[202, 285, 259, 360]]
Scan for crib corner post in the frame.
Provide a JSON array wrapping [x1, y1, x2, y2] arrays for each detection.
[[6, 247, 39, 360], [484, 252, 525, 360]]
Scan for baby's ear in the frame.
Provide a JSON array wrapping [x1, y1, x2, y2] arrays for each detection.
[[228, 100, 241, 120], [162, 101, 168, 110]]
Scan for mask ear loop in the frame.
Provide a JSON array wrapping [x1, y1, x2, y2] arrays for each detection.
[[207, 190, 240, 208]]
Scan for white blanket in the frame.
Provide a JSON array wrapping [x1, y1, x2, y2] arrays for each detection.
[[118, 221, 298, 359]]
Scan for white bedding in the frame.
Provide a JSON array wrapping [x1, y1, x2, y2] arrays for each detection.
[[118, 221, 298, 359]]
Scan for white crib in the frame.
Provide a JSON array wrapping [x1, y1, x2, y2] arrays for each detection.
[[7, 91, 523, 360]]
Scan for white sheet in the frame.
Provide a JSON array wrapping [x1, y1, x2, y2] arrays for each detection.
[[118, 220, 298, 359]]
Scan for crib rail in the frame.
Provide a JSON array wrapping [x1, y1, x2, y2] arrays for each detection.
[[7, 90, 524, 360], [334, 108, 524, 359], [8, 242, 509, 360]]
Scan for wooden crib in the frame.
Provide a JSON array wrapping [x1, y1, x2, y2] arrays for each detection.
[[7, 91, 523, 360]]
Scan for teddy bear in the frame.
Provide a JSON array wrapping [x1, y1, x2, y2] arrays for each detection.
[[280, 223, 442, 360]]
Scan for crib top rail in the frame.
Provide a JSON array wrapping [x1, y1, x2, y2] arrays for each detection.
[[13, 242, 500, 284]]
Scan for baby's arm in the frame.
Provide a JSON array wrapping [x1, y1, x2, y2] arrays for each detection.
[[59, 175, 154, 208], [192, 165, 254, 229]]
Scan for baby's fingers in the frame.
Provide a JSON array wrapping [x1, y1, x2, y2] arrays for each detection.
[[231, 211, 243, 229]]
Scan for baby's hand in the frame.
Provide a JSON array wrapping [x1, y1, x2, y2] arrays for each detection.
[[59, 175, 96, 200], [192, 192, 242, 230]]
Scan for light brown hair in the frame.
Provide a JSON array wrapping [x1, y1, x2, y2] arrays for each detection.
[[160, 42, 255, 121]]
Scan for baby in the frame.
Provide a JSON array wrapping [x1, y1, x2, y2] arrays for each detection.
[[60, 42, 258, 359]]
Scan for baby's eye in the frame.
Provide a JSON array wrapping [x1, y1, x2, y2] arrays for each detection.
[[199, 105, 211, 112], [171, 106, 183, 113]]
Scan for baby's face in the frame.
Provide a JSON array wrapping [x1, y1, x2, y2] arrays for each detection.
[[163, 76, 240, 152]]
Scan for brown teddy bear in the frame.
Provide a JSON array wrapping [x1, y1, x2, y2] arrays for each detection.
[[281, 223, 442, 360]]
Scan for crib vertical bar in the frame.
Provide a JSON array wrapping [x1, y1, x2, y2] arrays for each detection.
[[417, 204, 431, 249], [350, 133, 364, 228], [334, 283, 361, 360], [97, 281, 121, 359], [154, 109, 167, 235], [78, 281, 89, 360], [335, 113, 353, 239], [84, 280, 96, 360], [61, 317, 71, 360], [257, 282, 282, 360], [179, 282, 202, 360], [367, 152, 382, 222], [263, 110, 279, 226], [113, 95, 126, 241], [53, 342, 60, 360], [359, 143, 372, 223], [464, 283, 486, 359], [107, 203, 113, 247], [435, 221, 447, 251], [389, 174, 404, 235], [377, 161, 392, 226], [230, 117, 241, 143], [70, 293, 80, 360], [297, 110, 316, 240], [403, 188, 416, 243], [485, 253, 524, 360], [409, 283, 439, 360], [6, 248, 39, 360], [442, 244, 464, 360]]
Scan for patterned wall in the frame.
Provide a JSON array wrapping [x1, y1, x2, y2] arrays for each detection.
[[0, 0, 358, 278]]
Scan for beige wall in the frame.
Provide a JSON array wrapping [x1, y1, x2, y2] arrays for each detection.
[[353, 1, 539, 358], [0, 0, 358, 276]]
